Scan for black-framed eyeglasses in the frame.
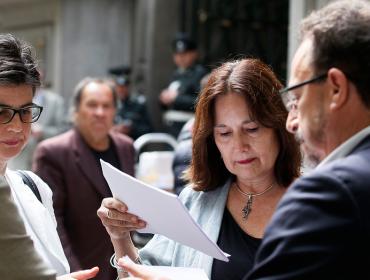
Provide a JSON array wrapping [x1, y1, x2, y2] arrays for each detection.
[[279, 73, 328, 114], [0, 105, 43, 124]]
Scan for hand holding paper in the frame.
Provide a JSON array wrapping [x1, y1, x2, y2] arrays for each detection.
[[100, 160, 230, 262], [98, 197, 147, 240]]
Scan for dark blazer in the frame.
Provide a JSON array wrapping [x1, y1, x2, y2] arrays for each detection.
[[33, 128, 135, 280], [246, 135, 370, 280]]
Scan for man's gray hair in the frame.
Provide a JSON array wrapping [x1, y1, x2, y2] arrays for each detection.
[[69, 77, 117, 123], [300, 0, 370, 107]]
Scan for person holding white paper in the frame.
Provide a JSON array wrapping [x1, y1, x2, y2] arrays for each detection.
[[97, 58, 302, 279]]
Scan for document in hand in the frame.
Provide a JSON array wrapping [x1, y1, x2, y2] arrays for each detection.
[[101, 160, 230, 262]]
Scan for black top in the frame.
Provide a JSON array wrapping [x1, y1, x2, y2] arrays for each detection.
[[212, 207, 262, 280], [90, 140, 121, 196]]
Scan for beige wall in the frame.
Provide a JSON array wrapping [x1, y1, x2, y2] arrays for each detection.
[[0, 0, 136, 103], [0, 0, 63, 92], [60, 0, 135, 101], [131, 0, 179, 131]]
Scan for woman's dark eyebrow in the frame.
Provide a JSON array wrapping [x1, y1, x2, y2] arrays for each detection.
[[214, 124, 226, 128], [214, 119, 254, 128], [242, 120, 254, 125]]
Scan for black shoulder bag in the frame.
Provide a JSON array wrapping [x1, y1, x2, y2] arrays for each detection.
[[13, 170, 43, 204]]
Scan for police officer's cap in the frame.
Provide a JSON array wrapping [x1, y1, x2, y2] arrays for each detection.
[[172, 32, 197, 53], [108, 66, 130, 85]]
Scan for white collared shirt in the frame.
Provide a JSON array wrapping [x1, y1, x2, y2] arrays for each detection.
[[317, 125, 370, 169], [6, 169, 70, 276]]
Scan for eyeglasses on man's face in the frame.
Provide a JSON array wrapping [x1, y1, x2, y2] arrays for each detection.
[[279, 73, 328, 115], [0, 105, 43, 124]]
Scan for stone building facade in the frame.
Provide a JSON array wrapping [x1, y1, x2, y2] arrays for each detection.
[[0, 0, 332, 131]]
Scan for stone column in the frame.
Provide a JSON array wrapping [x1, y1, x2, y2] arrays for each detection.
[[60, 0, 135, 101], [131, 0, 180, 132]]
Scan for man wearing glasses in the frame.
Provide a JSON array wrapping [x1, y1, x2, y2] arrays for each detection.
[[115, 0, 370, 279], [245, 0, 370, 279]]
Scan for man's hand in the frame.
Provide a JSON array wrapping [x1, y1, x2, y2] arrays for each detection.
[[118, 259, 170, 280], [159, 89, 178, 105], [57, 267, 99, 280]]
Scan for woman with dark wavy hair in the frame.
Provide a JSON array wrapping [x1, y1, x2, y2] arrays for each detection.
[[98, 58, 302, 279]]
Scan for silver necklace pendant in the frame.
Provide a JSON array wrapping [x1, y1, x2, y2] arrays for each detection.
[[236, 180, 277, 221], [242, 195, 252, 220]]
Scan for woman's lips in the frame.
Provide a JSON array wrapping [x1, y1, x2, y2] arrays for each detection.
[[237, 158, 255, 164], [3, 139, 20, 146]]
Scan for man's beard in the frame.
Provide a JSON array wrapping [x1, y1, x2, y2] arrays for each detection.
[[295, 106, 327, 169], [295, 132, 321, 168]]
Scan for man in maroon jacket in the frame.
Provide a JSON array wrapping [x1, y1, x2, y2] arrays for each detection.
[[33, 77, 135, 280]]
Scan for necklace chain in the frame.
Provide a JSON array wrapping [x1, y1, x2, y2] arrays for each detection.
[[236, 180, 277, 220], [236, 180, 277, 197]]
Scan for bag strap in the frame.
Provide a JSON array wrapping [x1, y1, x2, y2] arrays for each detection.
[[13, 170, 43, 204]]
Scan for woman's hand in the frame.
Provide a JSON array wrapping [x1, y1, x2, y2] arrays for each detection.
[[57, 267, 99, 280], [97, 197, 146, 240], [118, 259, 170, 280]]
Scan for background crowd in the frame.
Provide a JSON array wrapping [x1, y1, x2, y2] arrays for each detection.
[[4, 30, 211, 280], [2, 1, 370, 280]]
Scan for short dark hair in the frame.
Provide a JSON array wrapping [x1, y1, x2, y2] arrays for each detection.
[[184, 59, 302, 192], [0, 34, 41, 95], [300, 0, 370, 107]]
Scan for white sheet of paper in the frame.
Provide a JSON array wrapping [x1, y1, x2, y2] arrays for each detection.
[[123, 255, 209, 280], [101, 160, 230, 262]]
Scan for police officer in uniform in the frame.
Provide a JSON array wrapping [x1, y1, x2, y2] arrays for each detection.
[[109, 66, 153, 140], [159, 32, 208, 137]]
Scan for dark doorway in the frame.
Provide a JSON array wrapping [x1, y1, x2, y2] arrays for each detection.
[[181, 0, 289, 82]]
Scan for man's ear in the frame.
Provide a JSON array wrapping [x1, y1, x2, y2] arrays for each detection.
[[327, 68, 349, 111]]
